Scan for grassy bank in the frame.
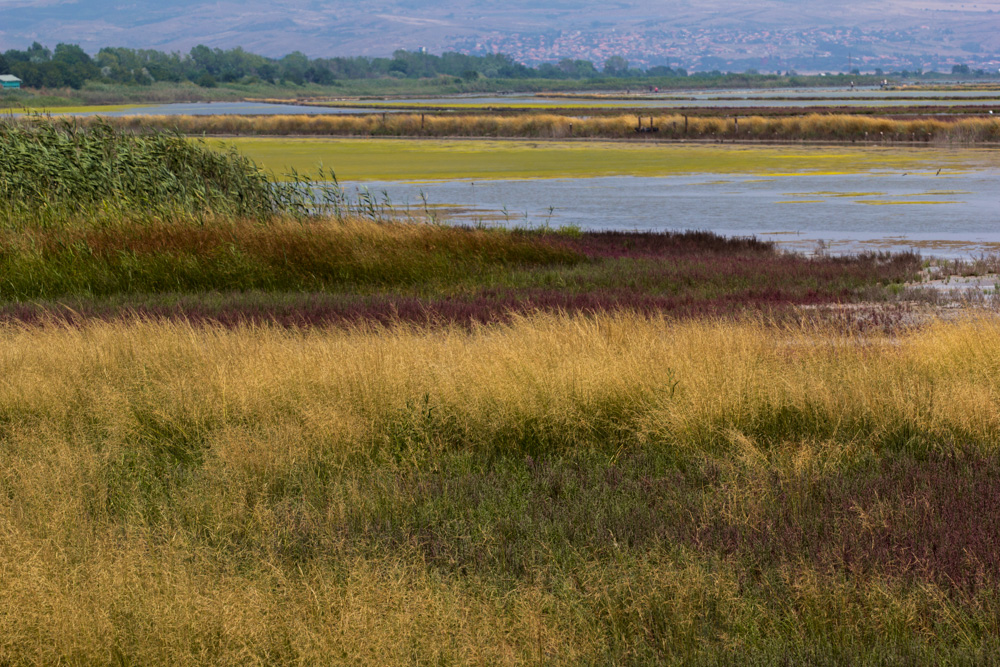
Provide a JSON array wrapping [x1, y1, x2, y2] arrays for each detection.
[[95, 111, 1000, 144], [2, 314, 1000, 663], [0, 218, 921, 326]]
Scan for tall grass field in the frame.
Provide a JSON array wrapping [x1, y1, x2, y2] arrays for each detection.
[[2, 315, 1000, 663]]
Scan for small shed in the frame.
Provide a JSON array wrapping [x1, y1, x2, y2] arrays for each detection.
[[0, 75, 22, 89]]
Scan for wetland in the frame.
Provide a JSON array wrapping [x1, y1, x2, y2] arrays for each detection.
[[223, 137, 1000, 256], [4, 109, 1000, 665]]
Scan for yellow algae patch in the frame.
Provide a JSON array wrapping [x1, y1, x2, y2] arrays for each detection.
[[785, 191, 887, 197], [215, 137, 998, 182], [308, 100, 649, 110], [855, 200, 961, 205], [14, 104, 146, 115]]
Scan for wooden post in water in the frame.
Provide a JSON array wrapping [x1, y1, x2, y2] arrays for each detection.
[[684, 115, 688, 135]]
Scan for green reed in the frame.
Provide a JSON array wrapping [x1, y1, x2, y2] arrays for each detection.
[[0, 116, 414, 227], [0, 116, 280, 225]]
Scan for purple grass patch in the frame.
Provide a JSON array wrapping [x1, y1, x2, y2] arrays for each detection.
[[551, 229, 777, 259], [692, 454, 1000, 590], [0, 287, 907, 330], [0, 228, 922, 328], [365, 451, 1000, 593]]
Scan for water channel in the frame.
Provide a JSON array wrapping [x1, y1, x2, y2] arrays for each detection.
[[43, 86, 1000, 117]]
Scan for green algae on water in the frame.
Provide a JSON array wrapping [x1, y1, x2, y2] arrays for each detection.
[[215, 138, 1000, 182]]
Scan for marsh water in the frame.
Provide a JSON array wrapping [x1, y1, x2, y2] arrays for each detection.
[[341, 168, 1000, 257], [56, 86, 1000, 117], [69, 102, 388, 116]]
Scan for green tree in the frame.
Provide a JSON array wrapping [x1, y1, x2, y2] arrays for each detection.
[[280, 51, 309, 84], [189, 45, 218, 75], [26, 42, 52, 63], [603, 56, 629, 76], [558, 58, 597, 79], [53, 43, 99, 87], [257, 62, 278, 83], [647, 65, 677, 77]]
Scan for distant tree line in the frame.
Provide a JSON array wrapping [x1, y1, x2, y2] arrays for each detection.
[[8, 42, 990, 91], [0, 43, 99, 88], [951, 63, 995, 76], [0, 43, 695, 89]]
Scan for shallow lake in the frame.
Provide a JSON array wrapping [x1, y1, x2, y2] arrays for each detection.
[[357, 99, 998, 110], [46, 86, 1000, 117], [67, 101, 387, 117], [340, 168, 1000, 257], [669, 87, 1000, 100]]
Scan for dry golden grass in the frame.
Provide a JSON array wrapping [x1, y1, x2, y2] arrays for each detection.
[[4, 313, 1000, 662], [3, 313, 1000, 468]]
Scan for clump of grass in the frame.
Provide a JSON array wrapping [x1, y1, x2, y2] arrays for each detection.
[[0, 116, 279, 225], [0, 116, 410, 226]]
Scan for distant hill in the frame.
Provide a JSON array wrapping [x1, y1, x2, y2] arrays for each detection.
[[2, 0, 999, 71]]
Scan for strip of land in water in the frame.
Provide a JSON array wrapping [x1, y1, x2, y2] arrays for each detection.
[[68, 110, 1000, 145]]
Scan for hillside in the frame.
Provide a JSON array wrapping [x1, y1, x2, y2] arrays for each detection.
[[1, 0, 999, 70]]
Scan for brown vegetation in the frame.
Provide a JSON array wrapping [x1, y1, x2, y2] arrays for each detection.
[[85, 111, 1000, 143]]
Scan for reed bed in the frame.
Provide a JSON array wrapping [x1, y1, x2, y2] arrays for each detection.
[[0, 117, 416, 226], [0, 117, 278, 224], [94, 111, 1000, 143], [2, 313, 1000, 663]]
